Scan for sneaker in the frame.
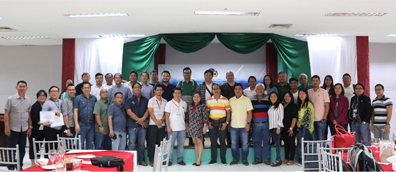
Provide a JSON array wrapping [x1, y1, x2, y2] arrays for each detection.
[[252, 160, 261, 165], [230, 161, 239, 165], [178, 161, 186, 166], [264, 161, 271, 165], [242, 161, 249, 166], [168, 162, 172, 166], [221, 161, 227, 166], [208, 160, 217, 165], [295, 162, 302, 167]]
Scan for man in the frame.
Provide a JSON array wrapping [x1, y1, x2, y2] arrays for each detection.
[[75, 73, 90, 96], [251, 83, 271, 165], [229, 83, 253, 166], [196, 69, 214, 104], [73, 81, 97, 149], [177, 67, 198, 105], [157, 70, 176, 101], [289, 77, 299, 104], [4, 81, 32, 170], [349, 83, 372, 146], [140, 72, 154, 99], [91, 73, 105, 100], [343, 73, 354, 132], [275, 72, 291, 102], [108, 73, 133, 103], [108, 92, 127, 151], [59, 78, 74, 100], [221, 71, 238, 100], [149, 70, 159, 86], [62, 84, 76, 139], [207, 83, 230, 166], [165, 88, 187, 166], [297, 73, 313, 90], [147, 85, 167, 167], [308, 75, 330, 141], [103, 73, 114, 90], [371, 84, 393, 140], [125, 83, 149, 166], [244, 76, 257, 99], [93, 89, 112, 150], [124, 71, 138, 92]]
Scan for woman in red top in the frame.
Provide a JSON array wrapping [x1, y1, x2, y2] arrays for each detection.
[[328, 83, 349, 135]]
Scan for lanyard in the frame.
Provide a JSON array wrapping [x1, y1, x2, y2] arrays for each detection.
[[155, 99, 162, 109], [172, 100, 180, 111], [51, 99, 60, 109]]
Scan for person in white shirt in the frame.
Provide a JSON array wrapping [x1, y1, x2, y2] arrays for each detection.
[[123, 71, 138, 92], [165, 88, 187, 166], [289, 77, 299, 104], [342, 73, 354, 131], [268, 92, 284, 167], [91, 73, 104, 100], [103, 73, 114, 90], [244, 76, 257, 99]]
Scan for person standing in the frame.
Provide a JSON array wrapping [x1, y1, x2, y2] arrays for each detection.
[[91, 73, 105, 100], [125, 83, 149, 166], [297, 73, 313, 90], [268, 92, 284, 167], [244, 76, 257, 99], [275, 72, 290, 103], [93, 89, 112, 150], [220, 71, 237, 148], [59, 78, 74, 100], [281, 92, 298, 165], [342, 73, 354, 131], [308, 75, 330, 140], [229, 83, 253, 166], [177, 67, 198, 105], [371, 84, 393, 140], [185, 91, 209, 166], [108, 73, 133, 103], [61, 84, 76, 141], [29, 90, 47, 165], [74, 82, 97, 149], [124, 71, 138, 92], [158, 71, 176, 101], [108, 92, 127, 151], [289, 77, 299, 104], [196, 69, 214, 104], [75, 73, 90, 96], [296, 89, 314, 166], [103, 73, 114, 90], [4, 81, 32, 170], [165, 88, 187, 166], [207, 83, 230, 166], [140, 72, 154, 100], [264, 75, 278, 96], [328, 84, 349, 135], [149, 70, 159, 86], [321, 75, 334, 140]]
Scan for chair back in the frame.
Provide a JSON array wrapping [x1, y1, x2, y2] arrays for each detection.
[[33, 138, 59, 161], [0, 144, 20, 171], [57, 134, 82, 151], [301, 137, 333, 171]]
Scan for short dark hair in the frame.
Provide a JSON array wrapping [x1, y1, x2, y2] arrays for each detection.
[[141, 72, 149, 79], [375, 84, 384, 90], [174, 87, 182, 93], [105, 73, 113, 78], [343, 73, 351, 79], [95, 73, 103, 78], [192, 91, 202, 105], [248, 76, 256, 82], [183, 67, 192, 73], [234, 83, 243, 90], [212, 83, 220, 90], [150, 70, 158, 75], [162, 70, 171, 77], [65, 78, 74, 85], [311, 75, 320, 81], [82, 81, 91, 87], [333, 83, 345, 96], [114, 73, 122, 78], [36, 90, 47, 99], [154, 84, 163, 90], [130, 71, 138, 76], [66, 84, 74, 90], [114, 92, 123, 97], [204, 69, 213, 76], [355, 83, 365, 90], [289, 77, 298, 83], [81, 73, 90, 78], [48, 86, 59, 93], [17, 80, 27, 86], [132, 82, 142, 89]]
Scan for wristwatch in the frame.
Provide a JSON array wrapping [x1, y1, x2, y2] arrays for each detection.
[[226, 121, 229, 125], [247, 122, 251, 125], [386, 122, 390, 126], [67, 128, 70, 130], [99, 124, 103, 128], [289, 128, 293, 130], [29, 126, 33, 129]]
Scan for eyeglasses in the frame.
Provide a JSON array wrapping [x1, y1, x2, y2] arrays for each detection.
[[82, 87, 91, 90], [100, 91, 108, 94], [67, 89, 75, 91], [50, 91, 59, 93], [355, 88, 363, 90], [343, 77, 351, 80], [213, 88, 220, 90], [183, 72, 191, 74]]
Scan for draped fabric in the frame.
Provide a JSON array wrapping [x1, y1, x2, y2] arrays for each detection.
[[162, 33, 215, 53], [266, 43, 278, 84], [217, 33, 272, 54], [356, 36, 370, 96], [154, 43, 166, 71], [62, 39, 75, 90]]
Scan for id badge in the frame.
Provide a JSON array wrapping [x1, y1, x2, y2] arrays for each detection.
[[353, 109, 357, 118]]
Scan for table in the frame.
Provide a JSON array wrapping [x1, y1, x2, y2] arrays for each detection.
[[22, 150, 135, 172]]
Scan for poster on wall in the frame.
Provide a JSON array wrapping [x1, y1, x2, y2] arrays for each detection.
[[158, 64, 266, 89]]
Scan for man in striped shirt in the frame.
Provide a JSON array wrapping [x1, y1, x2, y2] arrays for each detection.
[[207, 83, 230, 166], [371, 84, 393, 140]]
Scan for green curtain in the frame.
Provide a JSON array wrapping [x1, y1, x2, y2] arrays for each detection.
[[216, 33, 272, 54], [162, 33, 215, 53], [121, 35, 162, 80]]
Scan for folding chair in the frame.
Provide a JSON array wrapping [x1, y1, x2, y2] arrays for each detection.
[[57, 134, 81, 151], [153, 136, 172, 172], [0, 144, 20, 171], [33, 138, 59, 162], [301, 137, 333, 171], [320, 147, 353, 172]]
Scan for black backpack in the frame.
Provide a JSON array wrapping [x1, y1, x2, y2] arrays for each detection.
[[348, 143, 384, 172], [91, 156, 125, 171]]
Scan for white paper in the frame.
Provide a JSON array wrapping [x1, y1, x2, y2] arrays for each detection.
[[40, 111, 55, 123], [50, 113, 64, 128]]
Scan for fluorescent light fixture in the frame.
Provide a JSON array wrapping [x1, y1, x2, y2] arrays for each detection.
[[195, 11, 259, 16], [295, 34, 337, 37], [387, 34, 396, 37], [1, 36, 49, 39], [64, 13, 128, 18], [99, 34, 146, 38], [325, 13, 386, 16]]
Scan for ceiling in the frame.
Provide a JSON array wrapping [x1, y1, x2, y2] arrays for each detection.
[[1, 0, 396, 46]]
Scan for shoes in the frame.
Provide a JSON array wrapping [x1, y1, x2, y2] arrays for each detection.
[[208, 160, 217, 165], [252, 160, 261, 165], [139, 161, 148, 166], [242, 161, 249, 166], [282, 160, 289, 164], [295, 162, 302, 167], [163, 162, 166, 165], [264, 161, 271, 165], [178, 161, 186, 166], [149, 162, 153, 167], [287, 160, 295, 165], [230, 161, 239, 165], [195, 163, 201, 166], [221, 161, 227, 166], [270, 160, 282, 167], [168, 162, 172, 166]]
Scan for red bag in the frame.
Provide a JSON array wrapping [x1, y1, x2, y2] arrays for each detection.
[[332, 124, 355, 149]]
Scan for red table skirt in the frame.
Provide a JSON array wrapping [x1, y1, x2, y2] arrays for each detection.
[[22, 151, 134, 172], [342, 147, 393, 171]]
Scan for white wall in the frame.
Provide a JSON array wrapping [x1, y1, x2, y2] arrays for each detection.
[[0, 46, 62, 113], [369, 43, 396, 136]]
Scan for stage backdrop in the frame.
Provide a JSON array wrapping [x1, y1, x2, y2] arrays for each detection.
[[158, 64, 266, 89]]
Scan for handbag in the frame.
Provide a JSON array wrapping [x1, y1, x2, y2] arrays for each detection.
[[91, 156, 125, 171], [332, 124, 355, 150]]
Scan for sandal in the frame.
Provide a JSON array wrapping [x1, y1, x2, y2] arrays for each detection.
[[271, 160, 282, 167], [282, 160, 289, 164]]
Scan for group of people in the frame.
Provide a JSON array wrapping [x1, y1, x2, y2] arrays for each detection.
[[3, 68, 393, 170]]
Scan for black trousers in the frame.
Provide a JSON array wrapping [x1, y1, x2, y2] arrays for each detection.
[[209, 121, 227, 162], [28, 128, 44, 159], [281, 130, 296, 161], [147, 125, 166, 162], [43, 127, 63, 158]]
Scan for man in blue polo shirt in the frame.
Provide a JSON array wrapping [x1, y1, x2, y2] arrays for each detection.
[[125, 83, 149, 166]]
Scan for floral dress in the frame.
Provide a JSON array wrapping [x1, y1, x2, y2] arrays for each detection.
[[186, 104, 209, 141]]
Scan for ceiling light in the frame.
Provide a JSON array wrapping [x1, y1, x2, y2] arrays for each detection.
[[387, 34, 396, 37], [0, 27, 17, 32], [295, 34, 337, 37], [194, 11, 259, 16], [99, 34, 146, 38], [64, 13, 128, 18], [1, 36, 49, 39], [325, 13, 386, 16], [269, 24, 293, 29]]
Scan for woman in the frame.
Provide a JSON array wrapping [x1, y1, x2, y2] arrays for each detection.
[[281, 92, 298, 165], [296, 88, 314, 166], [328, 83, 349, 135], [185, 91, 208, 166], [264, 75, 278, 97], [29, 90, 51, 165], [59, 78, 74, 100], [321, 75, 334, 97], [268, 92, 284, 167]]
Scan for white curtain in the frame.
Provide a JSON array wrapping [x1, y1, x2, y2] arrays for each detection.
[[308, 37, 358, 84], [74, 38, 124, 84]]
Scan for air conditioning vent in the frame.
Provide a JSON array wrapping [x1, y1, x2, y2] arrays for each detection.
[[269, 24, 292, 29], [0, 27, 16, 32]]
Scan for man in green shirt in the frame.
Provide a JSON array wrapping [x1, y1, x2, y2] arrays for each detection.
[[275, 72, 291, 102], [297, 73, 313, 90], [176, 67, 198, 105], [94, 89, 112, 150]]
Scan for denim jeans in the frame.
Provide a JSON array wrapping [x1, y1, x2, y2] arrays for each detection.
[[230, 127, 249, 162], [252, 122, 270, 162], [78, 123, 94, 149], [7, 130, 27, 170], [312, 121, 326, 140], [270, 128, 283, 161], [169, 130, 186, 163], [94, 132, 112, 150], [297, 127, 312, 160], [128, 126, 147, 163], [112, 131, 126, 150], [352, 122, 371, 146]]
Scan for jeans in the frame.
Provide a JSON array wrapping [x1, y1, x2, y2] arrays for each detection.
[[169, 130, 186, 163], [352, 122, 371, 146], [147, 125, 166, 162], [112, 131, 126, 150], [209, 121, 227, 162], [128, 126, 147, 163], [252, 122, 270, 162], [64, 127, 77, 149], [297, 127, 312, 160], [329, 123, 348, 136], [7, 130, 27, 170], [271, 128, 282, 161], [94, 132, 112, 150], [78, 123, 94, 149], [230, 127, 249, 162], [312, 121, 326, 140]]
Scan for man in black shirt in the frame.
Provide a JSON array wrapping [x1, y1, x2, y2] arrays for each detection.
[[220, 71, 238, 147], [75, 73, 91, 96], [156, 70, 175, 101]]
